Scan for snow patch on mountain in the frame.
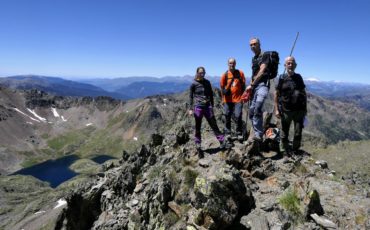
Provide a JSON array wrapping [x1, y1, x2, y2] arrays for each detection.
[[306, 77, 320, 82], [13, 108, 41, 123], [53, 199, 67, 209], [27, 108, 47, 122], [51, 108, 60, 117]]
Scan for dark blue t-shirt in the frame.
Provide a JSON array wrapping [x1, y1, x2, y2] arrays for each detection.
[[252, 52, 270, 85]]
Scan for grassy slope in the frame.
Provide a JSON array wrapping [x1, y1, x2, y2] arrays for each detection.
[[305, 140, 370, 177]]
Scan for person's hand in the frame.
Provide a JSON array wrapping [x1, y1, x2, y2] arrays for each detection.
[[188, 110, 193, 116]]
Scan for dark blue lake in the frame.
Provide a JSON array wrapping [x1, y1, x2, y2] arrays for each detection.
[[12, 155, 80, 188], [12, 154, 115, 188], [91, 155, 115, 164]]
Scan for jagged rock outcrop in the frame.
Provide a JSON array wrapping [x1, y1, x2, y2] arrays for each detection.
[[0, 105, 13, 121], [56, 133, 255, 230], [24, 89, 121, 111], [54, 128, 370, 230]]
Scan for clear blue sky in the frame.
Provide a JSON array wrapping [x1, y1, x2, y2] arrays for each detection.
[[0, 0, 369, 83]]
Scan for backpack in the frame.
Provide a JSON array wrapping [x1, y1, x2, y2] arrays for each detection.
[[263, 51, 280, 79], [263, 127, 280, 152], [221, 70, 245, 96]]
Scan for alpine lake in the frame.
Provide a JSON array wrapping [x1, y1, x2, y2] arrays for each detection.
[[12, 154, 115, 188]]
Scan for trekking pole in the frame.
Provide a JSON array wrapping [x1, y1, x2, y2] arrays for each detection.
[[271, 32, 300, 114], [245, 100, 250, 141], [282, 32, 300, 75]]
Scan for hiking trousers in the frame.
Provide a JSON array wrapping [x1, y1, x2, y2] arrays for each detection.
[[223, 102, 243, 135], [193, 105, 224, 144], [279, 110, 305, 152], [249, 85, 269, 139]]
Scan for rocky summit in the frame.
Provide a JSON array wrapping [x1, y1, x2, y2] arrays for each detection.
[[1, 86, 370, 229], [47, 129, 369, 230]]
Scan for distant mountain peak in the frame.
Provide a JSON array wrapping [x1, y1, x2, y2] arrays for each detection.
[[305, 77, 320, 82]]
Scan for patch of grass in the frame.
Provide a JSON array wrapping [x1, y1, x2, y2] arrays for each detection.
[[107, 112, 127, 128], [183, 168, 199, 188], [0, 206, 12, 215], [0, 175, 60, 229], [40, 133, 49, 139], [20, 157, 44, 168], [180, 204, 191, 213], [148, 165, 166, 180], [47, 126, 95, 152], [75, 130, 124, 158], [309, 140, 370, 178], [355, 214, 367, 225], [168, 169, 180, 185], [69, 159, 99, 174], [329, 175, 342, 183], [278, 188, 303, 222], [163, 210, 179, 227], [57, 174, 93, 189], [292, 162, 308, 175]]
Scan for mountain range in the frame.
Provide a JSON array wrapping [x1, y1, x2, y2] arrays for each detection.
[[2, 75, 370, 111], [0, 75, 130, 100]]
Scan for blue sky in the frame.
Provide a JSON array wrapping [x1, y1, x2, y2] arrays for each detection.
[[0, 0, 369, 84]]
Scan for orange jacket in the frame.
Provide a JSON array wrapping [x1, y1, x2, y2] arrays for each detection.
[[220, 70, 246, 103]]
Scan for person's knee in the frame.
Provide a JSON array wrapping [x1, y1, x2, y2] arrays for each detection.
[[234, 111, 242, 120], [249, 105, 255, 117], [253, 108, 262, 118], [255, 101, 264, 113]]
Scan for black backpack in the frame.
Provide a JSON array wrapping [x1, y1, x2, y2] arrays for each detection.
[[221, 70, 245, 95], [263, 51, 280, 79]]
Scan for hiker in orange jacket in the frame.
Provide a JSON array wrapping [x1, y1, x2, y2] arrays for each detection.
[[220, 58, 246, 141]]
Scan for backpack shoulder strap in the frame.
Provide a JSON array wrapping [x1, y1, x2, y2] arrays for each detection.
[[234, 69, 240, 78], [276, 74, 287, 91], [223, 71, 229, 86]]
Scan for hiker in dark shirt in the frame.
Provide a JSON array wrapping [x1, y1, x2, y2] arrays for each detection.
[[247, 38, 270, 142], [189, 67, 225, 155], [274, 56, 307, 155]]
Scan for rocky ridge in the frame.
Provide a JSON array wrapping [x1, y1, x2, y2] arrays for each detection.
[[49, 129, 370, 230]]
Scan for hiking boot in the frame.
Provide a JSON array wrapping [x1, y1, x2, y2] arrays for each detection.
[[252, 136, 262, 142], [228, 143, 234, 149], [288, 150, 298, 160], [198, 150, 204, 159], [195, 143, 204, 158], [195, 143, 202, 151], [282, 155, 291, 164]]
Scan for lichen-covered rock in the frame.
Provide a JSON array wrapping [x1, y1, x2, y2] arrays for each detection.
[[304, 189, 324, 218], [55, 137, 255, 230], [191, 164, 253, 228]]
